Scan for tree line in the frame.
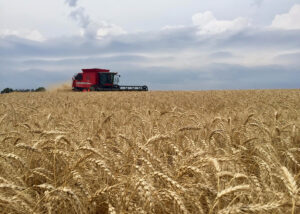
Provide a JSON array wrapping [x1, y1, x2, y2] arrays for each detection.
[[1, 87, 46, 94]]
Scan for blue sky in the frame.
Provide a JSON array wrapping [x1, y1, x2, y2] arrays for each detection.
[[0, 0, 300, 90]]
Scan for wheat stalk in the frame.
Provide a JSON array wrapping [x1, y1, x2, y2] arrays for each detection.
[[281, 166, 298, 214]]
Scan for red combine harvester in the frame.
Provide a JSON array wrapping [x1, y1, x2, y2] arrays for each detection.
[[72, 68, 148, 91]]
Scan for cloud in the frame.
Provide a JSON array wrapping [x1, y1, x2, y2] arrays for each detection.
[[70, 7, 91, 29], [76, 21, 127, 39], [271, 4, 300, 30], [274, 52, 300, 65], [96, 22, 127, 39], [0, 29, 45, 42], [251, 0, 264, 7], [68, 6, 126, 39], [192, 11, 250, 35], [162, 25, 185, 30], [216, 29, 300, 51], [209, 51, 234, 59], [65, 0, 78, 7]]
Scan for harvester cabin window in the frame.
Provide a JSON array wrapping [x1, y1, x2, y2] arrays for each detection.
[[75, 73, 83, 81], [99, 73, 113, 85]]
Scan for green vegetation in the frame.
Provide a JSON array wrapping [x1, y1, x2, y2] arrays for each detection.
[[1, 87, 46, 94]]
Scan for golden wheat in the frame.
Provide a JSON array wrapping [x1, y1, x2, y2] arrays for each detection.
[[0, 89, 299, 213]]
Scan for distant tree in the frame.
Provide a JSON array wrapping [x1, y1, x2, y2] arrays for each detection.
[[35, 87, 46, 92], [1, 88, 14, 94], [1, 87, 46, 94]]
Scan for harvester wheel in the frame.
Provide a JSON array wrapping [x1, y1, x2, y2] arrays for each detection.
[[90, 86, 96, 91]]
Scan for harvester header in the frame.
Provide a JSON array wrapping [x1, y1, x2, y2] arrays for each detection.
[[72, 68, 148, 91]]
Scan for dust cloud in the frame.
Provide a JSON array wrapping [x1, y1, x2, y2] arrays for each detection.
[[47, 81, 72, 92]]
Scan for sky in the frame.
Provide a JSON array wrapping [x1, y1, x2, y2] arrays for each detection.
[[0, 0, 300, 90]]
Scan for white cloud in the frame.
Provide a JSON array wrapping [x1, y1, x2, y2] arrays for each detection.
[[0, 29, 45, 42], [68, 5, 126, 39], [192, 11, 250, 35], [96, 22, 127, 39], [161, 25, 185, 30], [271, 4, 300, 30], [78, 21, 126, 39]]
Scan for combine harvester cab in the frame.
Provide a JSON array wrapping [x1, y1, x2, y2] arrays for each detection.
[[72, 68, 148, 91]]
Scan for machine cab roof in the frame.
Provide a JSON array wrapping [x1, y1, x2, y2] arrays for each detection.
[[82, 68, 110, 73]]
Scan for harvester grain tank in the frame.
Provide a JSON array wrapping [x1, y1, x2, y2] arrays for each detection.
[[72, 68, 148, 91]]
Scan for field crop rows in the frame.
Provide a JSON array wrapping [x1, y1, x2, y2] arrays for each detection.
[[0, 90, 299, 213]]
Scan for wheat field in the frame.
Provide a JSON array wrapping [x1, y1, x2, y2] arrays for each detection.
[[0, 89, 299, 214]]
